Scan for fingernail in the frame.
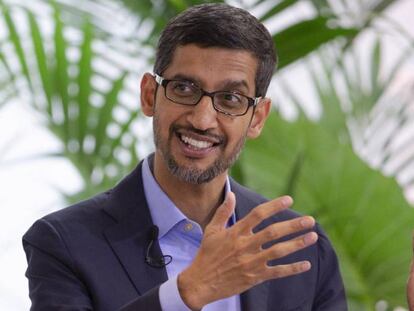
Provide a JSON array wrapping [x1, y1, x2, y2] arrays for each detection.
[[301, 261, 311, 271], [281, 196, 293, 207], [300, 217, 314, 227], [304, 233, 317, 245]]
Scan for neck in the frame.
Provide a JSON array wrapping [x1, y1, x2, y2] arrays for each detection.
[[151, 152, 228, 229]]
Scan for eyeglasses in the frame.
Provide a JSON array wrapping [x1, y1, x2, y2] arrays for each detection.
[[154, 74, 259, 116]]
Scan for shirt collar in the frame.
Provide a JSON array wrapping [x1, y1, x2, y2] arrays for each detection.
[[141, 155, 233, 239]]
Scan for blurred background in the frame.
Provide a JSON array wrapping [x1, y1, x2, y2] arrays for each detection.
[[0, 0, 413, 309]]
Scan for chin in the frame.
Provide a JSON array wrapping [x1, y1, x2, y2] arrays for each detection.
[[166, 156, 226, 185]]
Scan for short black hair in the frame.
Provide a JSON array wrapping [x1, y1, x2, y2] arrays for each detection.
[[154, 3, 277, 97]]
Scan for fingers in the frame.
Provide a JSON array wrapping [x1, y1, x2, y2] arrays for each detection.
[[191, 193, 318, 304], [264, 261, 312, 281], [206, 191, 236, 232], [258, 232, 318, 262], [252, 216, 315, 249], [238, 196, 293, 233]]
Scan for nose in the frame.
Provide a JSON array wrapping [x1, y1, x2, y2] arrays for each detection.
[[186, 95, 218, 131]]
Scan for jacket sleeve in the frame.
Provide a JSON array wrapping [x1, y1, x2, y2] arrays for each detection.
[[313, 224, 348, 311], [23, 218, 163, 311], [23, 218, 94, 310], [117, 287, 162, 311]]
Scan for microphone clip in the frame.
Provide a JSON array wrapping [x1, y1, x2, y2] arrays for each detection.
[[145, 225, 173, 268]]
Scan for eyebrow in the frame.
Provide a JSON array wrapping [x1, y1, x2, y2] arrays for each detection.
[[169, 73, 251, 94]]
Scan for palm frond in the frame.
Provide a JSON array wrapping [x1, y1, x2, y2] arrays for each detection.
[[0, 0, 148, 196], [240, 112, 414, 308]]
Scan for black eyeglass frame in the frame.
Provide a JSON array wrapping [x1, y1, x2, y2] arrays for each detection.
[[154, 73, 260, 116]]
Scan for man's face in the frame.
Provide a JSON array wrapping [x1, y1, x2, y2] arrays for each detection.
[[142, 44, 269, 184]]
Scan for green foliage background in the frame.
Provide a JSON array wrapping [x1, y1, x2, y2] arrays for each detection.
[[1, 0, 414, 309], [240, 114, 413, 309]]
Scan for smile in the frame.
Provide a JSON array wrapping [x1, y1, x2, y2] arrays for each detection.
[[179, 134, 214, 150]]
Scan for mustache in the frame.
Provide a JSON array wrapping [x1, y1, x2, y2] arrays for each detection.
[[170, 124, 226, 144]]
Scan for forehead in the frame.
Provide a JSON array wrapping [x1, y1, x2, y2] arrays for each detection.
[[163, 44, 258, 93]]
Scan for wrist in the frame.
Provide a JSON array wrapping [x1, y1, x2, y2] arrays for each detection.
[[177, 270, 207, 311]]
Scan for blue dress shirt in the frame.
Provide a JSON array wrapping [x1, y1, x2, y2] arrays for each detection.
[[142, 157, 241, 311]]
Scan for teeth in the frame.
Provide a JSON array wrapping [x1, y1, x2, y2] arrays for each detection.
[[180, 135, 213, 149]]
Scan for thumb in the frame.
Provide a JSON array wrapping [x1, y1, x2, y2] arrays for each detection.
[[206, 191, 236, 232]]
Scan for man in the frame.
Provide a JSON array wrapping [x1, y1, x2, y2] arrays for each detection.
[[23, 3, 347, 311]]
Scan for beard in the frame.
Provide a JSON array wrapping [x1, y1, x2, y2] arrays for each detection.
[[153, 114, 246, 184]]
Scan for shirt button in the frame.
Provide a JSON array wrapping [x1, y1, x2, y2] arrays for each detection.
[[184, 223, 193, 232]]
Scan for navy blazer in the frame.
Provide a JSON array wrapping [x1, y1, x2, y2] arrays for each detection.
[[23, 162, 347, 310]]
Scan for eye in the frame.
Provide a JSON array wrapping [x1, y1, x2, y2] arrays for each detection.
[[215, 92, 246, 113], [218, 92, 243, 108], [222, 93, 242, 103], [170, 81, 197, 97]]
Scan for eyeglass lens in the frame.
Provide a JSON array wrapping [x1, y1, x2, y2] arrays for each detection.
[[165, 80, 249, 115]]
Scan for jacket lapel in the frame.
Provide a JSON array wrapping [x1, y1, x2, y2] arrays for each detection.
[[232, 180, 269, 311], [103, 162, 168, 295]]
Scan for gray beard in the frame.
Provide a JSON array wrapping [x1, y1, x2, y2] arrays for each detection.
[[153, 115, 246, 184]]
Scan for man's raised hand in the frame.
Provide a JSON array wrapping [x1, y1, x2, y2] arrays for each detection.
[[177, 192, 317, 310]]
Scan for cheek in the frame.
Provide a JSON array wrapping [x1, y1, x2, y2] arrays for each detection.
[[223, 121, 250, 147], [154, 106, 181, 137]]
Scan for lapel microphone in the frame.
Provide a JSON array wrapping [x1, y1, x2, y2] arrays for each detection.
[[145, 225, 173, 268]]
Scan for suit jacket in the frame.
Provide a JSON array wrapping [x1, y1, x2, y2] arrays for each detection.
[[23, 162, 347, 311]]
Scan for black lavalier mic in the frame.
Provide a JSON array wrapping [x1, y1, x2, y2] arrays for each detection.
[[145, 225, 173, 268]]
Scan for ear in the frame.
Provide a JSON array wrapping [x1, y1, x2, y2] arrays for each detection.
[[247, 98, 271, 139], [140, 72, 157, 117]]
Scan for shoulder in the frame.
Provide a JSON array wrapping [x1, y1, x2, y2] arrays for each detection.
[[24, 162, 145, 241], [22, 190, 113, 248], [45, 191, 110, 223]]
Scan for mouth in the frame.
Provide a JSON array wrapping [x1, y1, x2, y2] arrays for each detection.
[[175, 131, 223, 157], [179, 134, 214, 149]]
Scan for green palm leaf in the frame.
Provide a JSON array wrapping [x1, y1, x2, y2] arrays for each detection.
[[1, 2, 33, 93], [238, 112, 413, 309], [274, 16, 358, 69], [0, 2, 142, 196]]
